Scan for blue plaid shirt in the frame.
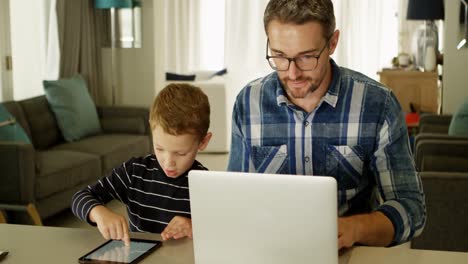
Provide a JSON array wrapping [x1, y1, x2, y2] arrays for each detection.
[[227, 60, 426, 245]]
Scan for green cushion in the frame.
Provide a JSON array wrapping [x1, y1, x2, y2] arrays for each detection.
[[43, 75, 101, 142], [0, 103, 31, 143], [448, 97, 468, 136]]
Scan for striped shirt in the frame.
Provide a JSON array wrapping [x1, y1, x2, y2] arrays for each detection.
[[71, 154, 207, 233], [227, 59, 426, 245]]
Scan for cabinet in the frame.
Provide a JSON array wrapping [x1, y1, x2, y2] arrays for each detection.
[[377, 70, 439, 113]]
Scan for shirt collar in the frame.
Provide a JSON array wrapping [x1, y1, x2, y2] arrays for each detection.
[[275, 59, 342, 109], [323, 59, 341, 108]]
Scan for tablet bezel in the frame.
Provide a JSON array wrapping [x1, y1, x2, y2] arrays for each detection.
[[78, 238, 162, 264]]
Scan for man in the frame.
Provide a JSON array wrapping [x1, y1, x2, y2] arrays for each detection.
[[228, 0, 426, 250]]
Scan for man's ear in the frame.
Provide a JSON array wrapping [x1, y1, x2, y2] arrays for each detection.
[[328, 30, 340, 56], [198, 132, 212, 151]]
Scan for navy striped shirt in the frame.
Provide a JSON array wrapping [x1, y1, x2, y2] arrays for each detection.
[[71, 154, 207, 233], [228, 59, 426, 245]]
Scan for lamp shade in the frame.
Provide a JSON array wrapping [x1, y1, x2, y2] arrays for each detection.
[[407, 0, 444, 20], [133, 0, 141, 7], [95, 0, 132, 9]]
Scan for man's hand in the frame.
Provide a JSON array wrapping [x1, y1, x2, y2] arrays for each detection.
[[338, 216, 360, 250], [161, 216, 192, 241], [89, 205, 131, 246], [338, 212, 394, 250]]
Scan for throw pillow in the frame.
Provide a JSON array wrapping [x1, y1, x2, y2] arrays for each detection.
[[0, 103, 31, 143], [448, 97, 468, 136], [166, 72, 196, 81], [43, 75, 101, 142]]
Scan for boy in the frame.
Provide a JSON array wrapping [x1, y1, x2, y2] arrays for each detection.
[[71, 83, 212, 245]]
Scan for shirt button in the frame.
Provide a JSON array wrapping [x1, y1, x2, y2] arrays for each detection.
[[305, 156, 310, 162], [304, 121, 310, 126]]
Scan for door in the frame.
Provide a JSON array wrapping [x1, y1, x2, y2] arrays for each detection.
[[0, 0, 13, 101]]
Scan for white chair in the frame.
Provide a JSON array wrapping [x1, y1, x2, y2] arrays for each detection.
[[164, 78, 228, 153]]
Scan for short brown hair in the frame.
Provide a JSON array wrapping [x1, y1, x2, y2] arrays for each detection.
[[149, 83, 210, 140], [263, 0, 335, 39]]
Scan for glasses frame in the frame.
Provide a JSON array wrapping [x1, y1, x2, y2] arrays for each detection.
[[266, 36, 332, 71]]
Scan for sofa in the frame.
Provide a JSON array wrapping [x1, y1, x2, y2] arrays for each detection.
[[411, 114, 468, 252], [0, 95, 152, 222]]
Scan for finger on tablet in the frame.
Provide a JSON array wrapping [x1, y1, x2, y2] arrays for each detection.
[[115, 225, 123, 240], [123, 233, 130, 247], [122, 222, 130, 246]]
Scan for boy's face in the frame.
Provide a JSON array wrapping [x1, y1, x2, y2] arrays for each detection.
[[152, 125, 211, 178]]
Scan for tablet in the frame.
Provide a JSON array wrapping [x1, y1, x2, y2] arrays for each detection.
[[78, 239, 162, 264]]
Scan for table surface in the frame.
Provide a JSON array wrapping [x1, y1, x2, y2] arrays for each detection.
[[1, 224, 467, 264]]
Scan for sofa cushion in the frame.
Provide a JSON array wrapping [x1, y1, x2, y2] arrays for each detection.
[[35, 150, 101, 200], [0, 104, 31, 143], [43, 75, 101, 142], [449, 97, 468, 136], [1, 101, 32, 139], [52, 134, 151, 175], [19, 96, 63, 150]]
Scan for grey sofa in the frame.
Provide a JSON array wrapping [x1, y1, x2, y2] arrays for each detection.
[[411, 114, 468, 252], [0, 95, 152, 222]]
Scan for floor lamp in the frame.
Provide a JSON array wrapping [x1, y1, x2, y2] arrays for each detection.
[[95, 0, 141, 105]]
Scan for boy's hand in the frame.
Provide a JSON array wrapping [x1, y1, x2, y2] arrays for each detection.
[[89, 205, 131, 246], [161, 216, 192, 241]]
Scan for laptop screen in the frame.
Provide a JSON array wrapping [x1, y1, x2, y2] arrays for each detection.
[[189, 170, 338, 264]]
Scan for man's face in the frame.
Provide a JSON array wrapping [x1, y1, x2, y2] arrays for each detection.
[[267, 20, 336, 100], [152, 125, 205, 178]]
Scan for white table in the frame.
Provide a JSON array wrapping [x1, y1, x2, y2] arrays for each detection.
[[1, 224, 467, 264]]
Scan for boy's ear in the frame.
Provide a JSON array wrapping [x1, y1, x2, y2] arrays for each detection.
[[198, 132, 212, 151]]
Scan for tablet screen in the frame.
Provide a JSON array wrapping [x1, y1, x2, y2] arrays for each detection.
[[79, 239, 162, 264]]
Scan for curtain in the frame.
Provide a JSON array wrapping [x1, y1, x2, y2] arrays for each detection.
[[164, 0, 201, 74], [224, 0, 272, 124], [43, 0, 60, 80], [56, 0, 104, 103], [332, 0, 399, 81]]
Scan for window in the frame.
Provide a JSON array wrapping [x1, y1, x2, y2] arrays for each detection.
[[199, 0, 225, 70]]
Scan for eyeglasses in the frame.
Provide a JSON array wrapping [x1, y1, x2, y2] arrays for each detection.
[[266, 36, 331, 71]]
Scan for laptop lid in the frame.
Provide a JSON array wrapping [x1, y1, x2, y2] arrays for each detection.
[[189, 170, 338, 264]]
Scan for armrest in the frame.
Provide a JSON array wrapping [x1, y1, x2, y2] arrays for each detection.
[[415, 139, 468, 172], [96, 106, 151, 135], [414, 133, 468, 148], [418, 114, 452, 134], [412, 171, 468, 251], [0, 142, 36, 204]]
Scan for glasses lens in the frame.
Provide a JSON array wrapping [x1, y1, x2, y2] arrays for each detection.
[[267, 56, 318, 71], [295, 56, 318, 71], [268, 57, 289, 71]]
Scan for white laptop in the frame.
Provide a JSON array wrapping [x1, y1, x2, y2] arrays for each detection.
[[188, 170, 338, 264]]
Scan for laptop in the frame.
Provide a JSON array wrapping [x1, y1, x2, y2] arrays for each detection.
[[188, 170, 338, 264]]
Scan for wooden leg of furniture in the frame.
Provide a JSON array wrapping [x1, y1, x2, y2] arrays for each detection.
[[26, 203, 43, 226], [0, 203, 43, 226], [0, 210, 6, 223]]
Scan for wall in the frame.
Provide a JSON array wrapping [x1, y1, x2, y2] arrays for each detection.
[[101, 0, 155, 108], [118, 0, 155, 108], [0, 0, 13, 101], [443, 1, 468, 114]]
